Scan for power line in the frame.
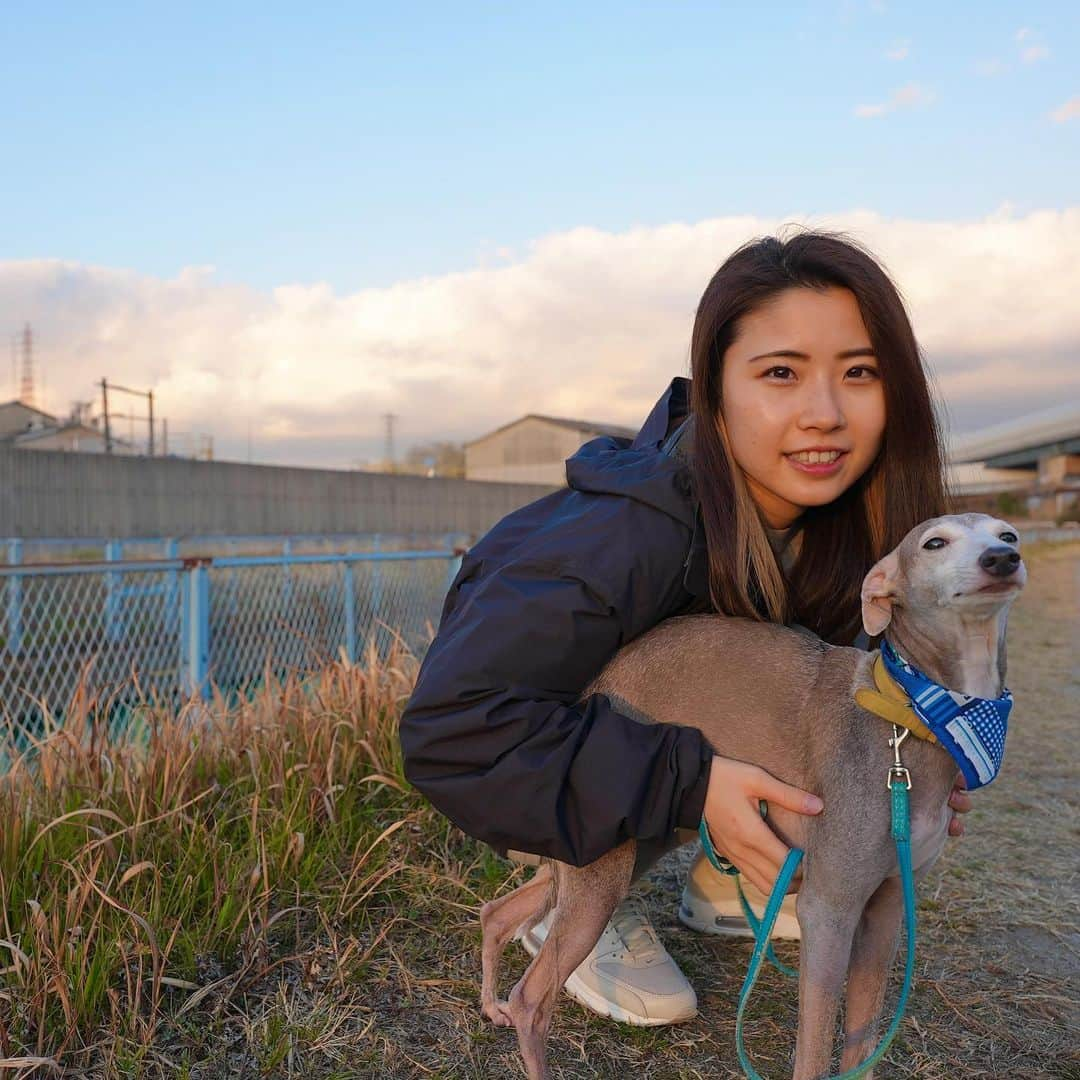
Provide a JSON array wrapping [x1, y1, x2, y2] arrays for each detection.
[[383, 412, 398, 473]]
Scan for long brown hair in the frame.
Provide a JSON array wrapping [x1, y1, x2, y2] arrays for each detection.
[[689, 227, 948, 644]]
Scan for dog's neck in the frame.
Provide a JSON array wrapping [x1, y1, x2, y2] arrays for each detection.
[[885, 606, 1012, 700]]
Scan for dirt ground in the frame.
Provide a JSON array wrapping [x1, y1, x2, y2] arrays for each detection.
[[362, 541, 1078, 1080]]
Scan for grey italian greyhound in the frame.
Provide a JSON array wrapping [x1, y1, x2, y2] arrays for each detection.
[[477, 513, 1026, 1079]]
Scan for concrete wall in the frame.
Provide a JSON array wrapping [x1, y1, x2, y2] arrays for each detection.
[[0, 445, 560, 540]]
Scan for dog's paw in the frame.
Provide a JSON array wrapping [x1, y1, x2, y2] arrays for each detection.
[[481, 997, 514, 1027]]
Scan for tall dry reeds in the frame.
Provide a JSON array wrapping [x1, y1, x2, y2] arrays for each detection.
[[0, 629, 424, 1075]]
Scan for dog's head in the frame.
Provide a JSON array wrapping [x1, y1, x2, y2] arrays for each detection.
[[860, 513, 1027, 637]]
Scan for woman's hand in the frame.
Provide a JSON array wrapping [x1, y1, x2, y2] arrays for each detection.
[[947, 772, 971, 837], [701, 754, 824, 897]]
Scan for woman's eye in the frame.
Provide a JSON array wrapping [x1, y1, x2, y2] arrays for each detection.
[[922, 537, 947, 550], [764, 366, 795, 380], [999, 531, 1018, 544], [846, 365, 879, 379]]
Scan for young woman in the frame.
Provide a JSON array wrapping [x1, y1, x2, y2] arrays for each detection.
[[399, 230, 972, 1026]]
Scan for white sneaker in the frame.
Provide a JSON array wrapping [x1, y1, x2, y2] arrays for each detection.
[[517, 896, 698, 1026], [678, 847, 801, 940]]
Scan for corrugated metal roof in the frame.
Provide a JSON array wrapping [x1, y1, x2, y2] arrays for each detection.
[[464, 413, 637, 448], [526, 414, 638, 438]]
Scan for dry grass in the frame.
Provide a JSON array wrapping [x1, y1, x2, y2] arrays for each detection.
[[0, 547, 1076, 1079]]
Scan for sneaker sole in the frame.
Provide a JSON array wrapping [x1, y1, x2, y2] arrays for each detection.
[[515, 928, 697, 1027], [677, 900, 802, 941]]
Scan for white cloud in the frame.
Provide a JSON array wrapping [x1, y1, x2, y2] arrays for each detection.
[[885, 39, 910, 61], [3, 207, 1079, 466], [893, 84, 934, 106], [1015, 27, 1049, 64], [1050, 96, 1080, 123], [854, 82, 935, 119]]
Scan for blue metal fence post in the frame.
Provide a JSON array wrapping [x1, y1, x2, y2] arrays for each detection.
[[283, 537, 293, 609], [282, 538, 296, 669], [180, 560, 210, 699], [6, 539, 22, 657], [370, 534, 383, 657], [105, 539, 123, 643], [180, 560, 189, 684], [343, 562, 356, 664], [165, 538, 179, 620]]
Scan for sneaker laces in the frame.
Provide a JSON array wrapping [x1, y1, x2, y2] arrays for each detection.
[[606, 896, 662, 961]]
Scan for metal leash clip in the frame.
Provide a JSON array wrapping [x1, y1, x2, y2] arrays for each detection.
[[888, 723, 912, 790]]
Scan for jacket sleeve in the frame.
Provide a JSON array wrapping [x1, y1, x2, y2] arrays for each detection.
[[398, 549, 715, 867]]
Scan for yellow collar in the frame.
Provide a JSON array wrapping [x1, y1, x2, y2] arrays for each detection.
[[854, 653, 939, 745]]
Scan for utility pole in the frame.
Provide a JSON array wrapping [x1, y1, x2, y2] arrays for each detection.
[[382, 412, 398, 474], [101, 377, 112, 453], [99, 378, 157, 455], [19, 324, 34, 408]]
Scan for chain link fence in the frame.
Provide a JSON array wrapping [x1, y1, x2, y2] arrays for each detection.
[[1, 542, 462, 742]]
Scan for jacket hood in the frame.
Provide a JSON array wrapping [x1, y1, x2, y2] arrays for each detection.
[[564, 377, 709, 597], [564, 377, 695, 526]]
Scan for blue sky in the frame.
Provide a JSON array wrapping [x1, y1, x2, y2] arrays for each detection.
[[3, 2, 1077, 294], [1, 2, 1077, 467]]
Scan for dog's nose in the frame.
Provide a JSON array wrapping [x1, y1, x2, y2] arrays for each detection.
[[978, 546, 1021, 576]]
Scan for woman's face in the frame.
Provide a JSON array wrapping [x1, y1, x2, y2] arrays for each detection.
[[720, 285, 886, 529]]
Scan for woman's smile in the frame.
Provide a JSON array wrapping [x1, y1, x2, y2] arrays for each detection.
[[784, 447, 849, 475]]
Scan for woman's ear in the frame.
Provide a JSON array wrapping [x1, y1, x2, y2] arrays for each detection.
[[861, 550, 900, 637]]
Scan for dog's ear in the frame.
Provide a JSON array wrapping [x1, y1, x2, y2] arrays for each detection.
[[861, 550, 900, 637]]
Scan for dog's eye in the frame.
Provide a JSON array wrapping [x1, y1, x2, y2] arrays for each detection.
[[999, 531, 1018, 544], [922, 537, 947, 550]]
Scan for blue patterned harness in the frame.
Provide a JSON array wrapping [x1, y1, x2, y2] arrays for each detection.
[[879, 638, 1012, 790]]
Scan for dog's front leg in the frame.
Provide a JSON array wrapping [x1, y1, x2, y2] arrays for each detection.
[[838, 876, 903, 1075], [793, 888, 861, 1080]]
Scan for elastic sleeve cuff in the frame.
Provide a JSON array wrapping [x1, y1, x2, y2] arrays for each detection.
[[675, 738, 714, 831]]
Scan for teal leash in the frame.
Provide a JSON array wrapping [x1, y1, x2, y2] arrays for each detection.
[[698, 725, 918, 1080]]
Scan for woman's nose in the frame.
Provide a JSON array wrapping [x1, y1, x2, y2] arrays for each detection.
[[797, 381, 846, 430]]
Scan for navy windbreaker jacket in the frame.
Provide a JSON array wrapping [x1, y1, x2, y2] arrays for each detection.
[[398, 377, 718, 867]]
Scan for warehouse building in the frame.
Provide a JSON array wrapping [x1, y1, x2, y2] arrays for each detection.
[[464, 413, 636, 485], [0, 400, 136, 455], [948, 401, 1080, 519]]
